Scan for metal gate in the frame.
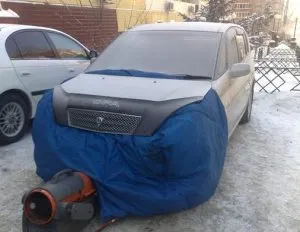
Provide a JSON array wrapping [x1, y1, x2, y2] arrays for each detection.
[[255, 46, 300, 93]]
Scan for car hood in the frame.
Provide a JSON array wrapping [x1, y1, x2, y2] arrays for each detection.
[[61, 73, 212, 102], [54, 73, 213, 136]]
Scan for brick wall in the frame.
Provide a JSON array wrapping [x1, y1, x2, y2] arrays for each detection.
[[0, 2, 119, 51], [0, 17, 19, 24], [9, 0, 101, 7]]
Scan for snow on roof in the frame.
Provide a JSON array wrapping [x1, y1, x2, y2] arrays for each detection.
[[0, 24, 24, 29], [0, 4, 19, 18], [0, 24, 58, 32], [130, 22, 239, 33]]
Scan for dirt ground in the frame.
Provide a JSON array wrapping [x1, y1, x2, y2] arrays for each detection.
[[1, 92, 300, 232]]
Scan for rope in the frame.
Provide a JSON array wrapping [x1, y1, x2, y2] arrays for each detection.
[[94, 218, 119, 232]]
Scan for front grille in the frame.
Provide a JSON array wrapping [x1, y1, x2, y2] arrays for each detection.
[[68, 108, 142, 135]]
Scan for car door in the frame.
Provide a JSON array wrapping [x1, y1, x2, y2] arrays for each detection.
[[8, 30, 69, 103], [46, 32, 91, 78], [234, 29, 252, 121], [212, 27, 250, 137]]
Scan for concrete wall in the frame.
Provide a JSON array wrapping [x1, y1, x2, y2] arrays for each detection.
[[145, 0, 197, 16], [145, 0, 166, 11], [114, 0, 183, 32], [173, 0, 196, 16], [116, 9, 183, 32], [107, 0, 146, 10]]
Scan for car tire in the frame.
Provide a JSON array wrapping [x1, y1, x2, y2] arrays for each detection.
[[0, 94, 29, 145], [240, 84, 254, 124]]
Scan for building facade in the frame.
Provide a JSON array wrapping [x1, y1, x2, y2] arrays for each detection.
[[0, 0, 202, 31], [0, 0, 206, 51], [233, 0, 285, 20], [234, 0, 253, 19]]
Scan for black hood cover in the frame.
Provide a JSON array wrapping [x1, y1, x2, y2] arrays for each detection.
[[53, 86, 203, 136]]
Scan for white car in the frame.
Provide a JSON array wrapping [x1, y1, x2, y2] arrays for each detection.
[[0, 24, 97, 145], [53, 22, 254, 138]]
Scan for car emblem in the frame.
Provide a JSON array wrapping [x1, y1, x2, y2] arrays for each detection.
[[92, 99, 120, 108], [96, 116, 104, 127]]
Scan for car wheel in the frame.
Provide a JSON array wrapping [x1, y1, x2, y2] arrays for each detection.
[[0, 94, 29, 145], [240, 84, 254, 124]]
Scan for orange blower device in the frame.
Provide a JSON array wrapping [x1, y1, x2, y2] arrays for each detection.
[[22, 169, 97, 232]]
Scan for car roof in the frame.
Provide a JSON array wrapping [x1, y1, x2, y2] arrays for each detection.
[[0, 24, 89, 51], [130, 22, 240, 33], [0, 24, 64, 34]]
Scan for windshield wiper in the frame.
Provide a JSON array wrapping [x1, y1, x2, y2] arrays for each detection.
[[85, 69, 133, 76], [175, 75, 211, 80], [85, 70, 211, 80], [119, 69, 133, 76]]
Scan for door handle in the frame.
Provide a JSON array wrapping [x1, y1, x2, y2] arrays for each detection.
[[68, 68, 75, 73], [21, 71, 31, 76]]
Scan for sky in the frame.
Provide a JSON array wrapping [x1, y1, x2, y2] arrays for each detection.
[[289, 0, 300, 18], [282, 0, 300, 37]]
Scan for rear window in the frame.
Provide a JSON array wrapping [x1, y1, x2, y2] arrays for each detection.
[[6, 37, 22, 59], [14, 31, 55, 59]]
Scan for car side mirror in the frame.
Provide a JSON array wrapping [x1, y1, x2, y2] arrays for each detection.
[[229, 63, 251, 78], [89, 50, 99, 63]]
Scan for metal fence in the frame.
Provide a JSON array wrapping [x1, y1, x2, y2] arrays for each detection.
[[254, 46, 300, 93]]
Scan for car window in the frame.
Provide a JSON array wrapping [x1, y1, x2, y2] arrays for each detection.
[[236, 34, 246, 61], [47, 32, 88, 59], [214, 36, 227, 79], [14, 31, 55, 59], [87, 31, 221, 78], [6, 38, 22, 59], [226, 28, 239, 68], [243, 33, 249, 54]]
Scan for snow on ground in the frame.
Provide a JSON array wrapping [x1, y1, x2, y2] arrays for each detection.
[[0, 92, 300, 232]]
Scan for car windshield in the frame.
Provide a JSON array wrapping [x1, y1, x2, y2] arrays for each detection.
[[86, 30, 221, 79]]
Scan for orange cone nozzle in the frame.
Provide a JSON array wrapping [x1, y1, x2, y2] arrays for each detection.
[[22, 170, 96, 226], [24, 189, 57, 225]]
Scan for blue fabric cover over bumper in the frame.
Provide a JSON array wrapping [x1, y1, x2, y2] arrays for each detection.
[[32, 89, 228, 221]]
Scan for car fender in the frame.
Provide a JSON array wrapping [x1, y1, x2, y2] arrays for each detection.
[[0, 67, 36, 118]]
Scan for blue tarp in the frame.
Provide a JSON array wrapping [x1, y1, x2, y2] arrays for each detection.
[[32, 89, 228, 222]]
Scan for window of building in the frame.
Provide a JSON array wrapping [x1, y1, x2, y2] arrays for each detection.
[[234, 3, 251, 9]]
